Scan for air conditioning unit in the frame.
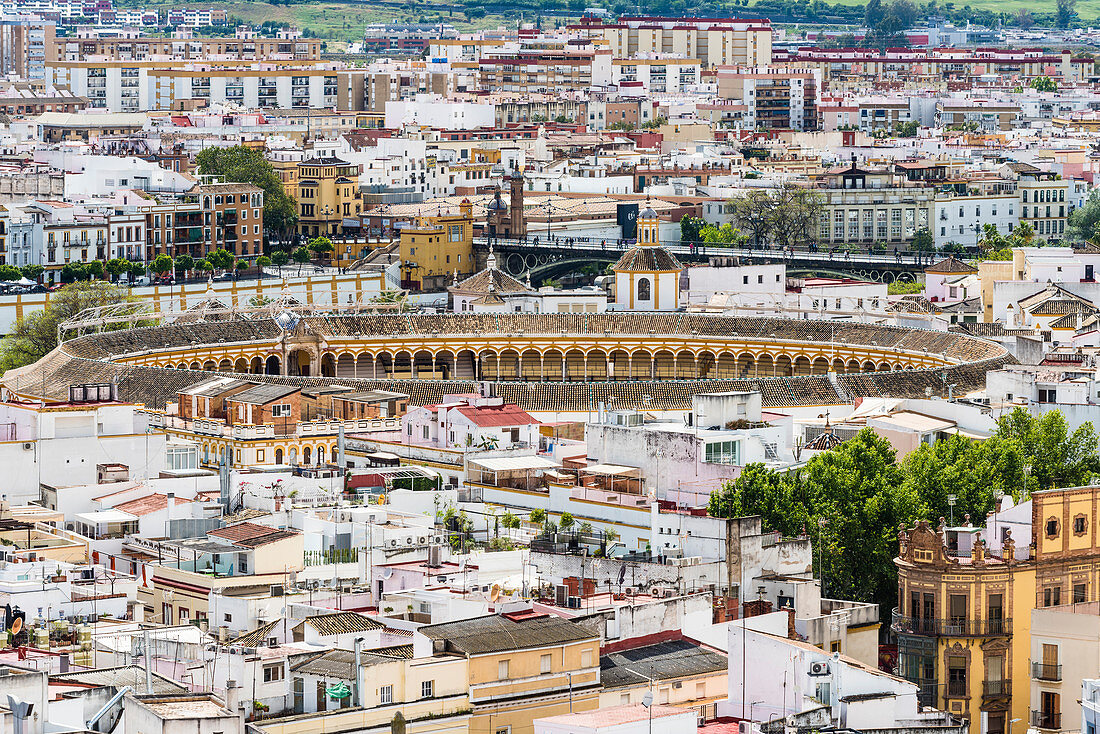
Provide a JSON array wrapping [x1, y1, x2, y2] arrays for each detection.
[[390, 539, 398, 546], [270, 584, 284, 597], [418, 536, 427, 544], [651, 586, 671, 599], [809, 661, 831, 676], [22, 442, 32, 451]]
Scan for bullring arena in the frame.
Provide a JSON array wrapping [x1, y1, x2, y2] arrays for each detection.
[[3, 313, 1014, 411]]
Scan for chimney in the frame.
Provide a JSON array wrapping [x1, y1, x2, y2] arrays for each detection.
[[354, 638, 365, 707], [225, 680, 240, 714]]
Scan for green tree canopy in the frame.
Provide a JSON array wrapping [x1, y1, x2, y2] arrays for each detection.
[[20, 264, 44, 282], [195, 145, 298, 234], [0, 281, 142, 370], [151, 254, 173, 276]]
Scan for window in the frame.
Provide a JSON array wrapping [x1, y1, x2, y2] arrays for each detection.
[[637, 277, 651, 301], [263, 663, 284, 682], [1044, 586, 1062, 607], [380, 685, 393, 704], [1075, 515, 1088, 536], [541, 654, 552, 674], [421, 680, 433, 698], [498, 659, 510, 679], [1046, 517, 1060, 538], [581, 648, 592, 668], [705, 440, 740, 465], [272, 404, 292, 417], [1074, 583, 1087, 603]]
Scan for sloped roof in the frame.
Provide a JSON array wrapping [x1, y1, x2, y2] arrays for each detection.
[[454, 403, 537, 428], [420, 613, 596, 655], [294, 611, 383, 637], [52, 665, 188, 695], [612, 245, 682, 272], [452, 267, 529, 295], [925, 256, 977, 275], [600, 639, 727, 689], [113, 493, 188, 517], [230, 619, 280, 648], [208, 521, 278, 543]]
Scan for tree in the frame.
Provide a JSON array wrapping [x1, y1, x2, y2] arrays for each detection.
[[731, 189, 775, 246], [208, 248, 235, 272], [292, 246, 311, 275], [1056, 0, 1077, 27], [195, 145, 297, 235], [501, 511, 521, 530], [196, 259, 213, 275], [708, 429, 925, 614], [106, 258, 130, 282], [1030, 75, 1058, 93], [0, 281, 142, 370], [20, 264, 43, 282], [0, 264, 21, 281], [234, 259, 249, 277], [308, 236, 334, 262], [864, 0, 886, 27], [84, 261, 105, 280], [60, 263, 86, 283], [257, 255, 272, 271], [911, 227, 935, 252], [559, 512, 575, 530], [174, 253, 195, 278], [271, 250, 289, 273], [151, 254, 174, 277], [900, 433, 1025, 523], [700, 223, 748, 247], [993, 408, 1100, 490], [1014, 9, 1034, 28], [529, 508, 547, 527], [1068, 189, 1100, 242], [680, 215, 705, 244], [128, 261, 147, 280]]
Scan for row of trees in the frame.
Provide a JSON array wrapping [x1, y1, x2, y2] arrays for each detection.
[[708, 409, 1099, 617], [679, 186, 825, 249]]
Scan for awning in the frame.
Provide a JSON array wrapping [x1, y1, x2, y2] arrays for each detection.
[[470, 456, 560, 472], [366, 451, 400, 461], [342, 217, 362, 229], [581, 463, 638, 476]]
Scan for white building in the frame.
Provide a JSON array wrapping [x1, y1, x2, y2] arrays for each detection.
[[0, 388, 172, 504], [384, 96, 495, 130], [402, 394, 540, 451]]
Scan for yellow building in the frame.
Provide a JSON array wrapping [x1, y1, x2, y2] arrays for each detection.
[[894, 485, 1100, 734], [420, 611, 602, 734], [297, 155, 361, 239], [400, 201, 475, 291]]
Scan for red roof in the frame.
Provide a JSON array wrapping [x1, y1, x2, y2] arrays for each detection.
[[454, 404, 538, 428], [209, 521, 278, 543], [113, 493, 189, 517]]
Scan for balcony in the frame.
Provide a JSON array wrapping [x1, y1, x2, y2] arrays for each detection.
[[1031, 711, 1061, 730], [946, 679, 967, 697], [891, 609, 1011, 637], [982, 679, 1011, 697], [1032, 662, 1062, 681]]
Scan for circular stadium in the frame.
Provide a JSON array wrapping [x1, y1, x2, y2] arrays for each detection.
[[3, 313, 1013, 411]]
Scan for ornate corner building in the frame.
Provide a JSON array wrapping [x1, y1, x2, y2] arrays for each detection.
[[894, 486, 1100, 734]]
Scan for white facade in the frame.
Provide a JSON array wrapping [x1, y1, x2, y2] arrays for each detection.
[[933, 193, 1018, 247], [384, 97, 496, 130]]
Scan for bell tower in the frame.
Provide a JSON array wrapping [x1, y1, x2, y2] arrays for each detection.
[[509, 168, 526, 238]]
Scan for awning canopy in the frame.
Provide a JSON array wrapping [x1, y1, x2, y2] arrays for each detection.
[[581, 463, 639, 476], [470, 456, 560, 472]]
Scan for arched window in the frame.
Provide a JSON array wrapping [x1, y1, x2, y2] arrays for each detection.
[[317, 446, 326, 465], [303, 446, 312, 465], [274, 448, 283, 464], [289, 447, 297, 464], [638, 277, 651, 301]]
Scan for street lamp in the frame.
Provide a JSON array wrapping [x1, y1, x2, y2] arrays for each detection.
[[642, 691, 654, 734], [947, 494, 957, 526]]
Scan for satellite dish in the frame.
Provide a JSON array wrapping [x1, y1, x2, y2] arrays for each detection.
[[10, 617, 21, 636], [642, 691, 653, 709], [490, 584, 501, 602]]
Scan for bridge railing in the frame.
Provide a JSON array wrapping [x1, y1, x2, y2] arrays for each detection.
[[475, 235, 941, 267]]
